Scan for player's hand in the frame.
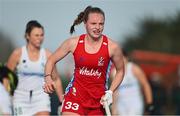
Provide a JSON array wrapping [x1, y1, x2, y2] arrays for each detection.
[[43, 75, 55, 93], [100, 90, 113, 106]]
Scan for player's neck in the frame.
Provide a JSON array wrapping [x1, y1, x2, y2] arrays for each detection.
[[86, 35, 102, 44], [26, 44, 40, 53]]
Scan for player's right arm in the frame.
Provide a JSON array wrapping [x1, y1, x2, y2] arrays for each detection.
[[6, 48, 21, 71], [44, 37, 78, 93]]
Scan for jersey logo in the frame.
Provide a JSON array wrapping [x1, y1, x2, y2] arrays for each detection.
[[22, 59, 28, 68], [98, 57, 104, 66], [23, 59, 26, 63], [79, 67, 102, 78]]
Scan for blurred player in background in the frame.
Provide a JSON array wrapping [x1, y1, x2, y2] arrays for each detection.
[[7, 20, 63, 115], [111, 50, 153, 115]]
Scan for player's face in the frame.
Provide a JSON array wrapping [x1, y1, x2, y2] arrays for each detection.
[[85, 13, 105, 40], [27, 27, 44, 48]]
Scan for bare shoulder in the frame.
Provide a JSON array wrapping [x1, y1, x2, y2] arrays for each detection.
[[107, 37, 122, 57], [7, 47, 22, 70], [108, 38, 119, 49], [11, 47, 22, 58], [132, 62, 144, 74], [62, 36, 80, 52], [131, 62, 148, 82], [43, 37, 78, 58], [66, 36, 79, 46]]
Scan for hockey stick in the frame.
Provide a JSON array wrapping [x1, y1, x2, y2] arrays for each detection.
[[104, 100, 111, 116]]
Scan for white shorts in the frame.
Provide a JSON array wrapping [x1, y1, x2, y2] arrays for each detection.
[[0, 83, 12, 115], [13, 89, 51, 115], [114, 94, 144, 115]]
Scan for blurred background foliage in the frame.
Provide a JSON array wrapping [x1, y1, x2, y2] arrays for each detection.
[[123, 11, 180, 55], [0, 29, 15, 63], [121, 11, 180, 115]]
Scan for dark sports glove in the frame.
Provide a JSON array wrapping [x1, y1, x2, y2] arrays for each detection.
[[145, 104, 154, 113]]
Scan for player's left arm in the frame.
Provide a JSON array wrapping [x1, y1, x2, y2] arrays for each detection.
[[109, 41, 125, 93], [100, 39, 124, 106]]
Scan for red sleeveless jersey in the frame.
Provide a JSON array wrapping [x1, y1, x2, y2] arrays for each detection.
[[65, 34, 111, 108]]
